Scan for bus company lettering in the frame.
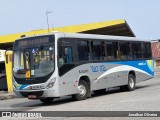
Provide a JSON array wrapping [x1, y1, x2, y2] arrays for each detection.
[[79, 70, 89, 73], [90, 65, 106, 72], [138, 62, 146, 66]]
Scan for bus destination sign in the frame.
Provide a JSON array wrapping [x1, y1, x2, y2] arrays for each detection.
[[18, 37, 49, 47]]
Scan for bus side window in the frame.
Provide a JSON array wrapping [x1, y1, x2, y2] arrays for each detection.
[[106, 42, 114, 61], [91, 41, 102, 61], [128, 43, 133, 60], [58, 46, 74, 68], [58, 46, 64, 67], [64, 47, 73, 64], [142, 42, 152, 59], [77, 40, 90, 61], [101, 42, 106, 60], [132, 42, 143, 59], [119, 42, 131, 60], [113, 42, 119, 60]]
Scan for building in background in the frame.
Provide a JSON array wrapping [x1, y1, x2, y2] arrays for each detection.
[[151, 40, 160, 69]]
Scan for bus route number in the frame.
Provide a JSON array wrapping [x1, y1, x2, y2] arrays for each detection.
[[90, 65, 106, 72]]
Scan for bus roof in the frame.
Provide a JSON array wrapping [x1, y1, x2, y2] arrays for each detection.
[[61, 32, 150, 42], [15, 32, 151, 43]]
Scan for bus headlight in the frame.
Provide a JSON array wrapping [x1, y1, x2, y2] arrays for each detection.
[[46, 78, 56, 89]]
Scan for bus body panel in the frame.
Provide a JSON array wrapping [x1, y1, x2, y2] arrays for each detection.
[[14, 59, 153, 98]]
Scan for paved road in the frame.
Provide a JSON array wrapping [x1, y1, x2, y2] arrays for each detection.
[[0, 75, 160, 119]]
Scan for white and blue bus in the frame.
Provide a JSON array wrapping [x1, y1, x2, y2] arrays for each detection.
[[13, 32, 154, 103]]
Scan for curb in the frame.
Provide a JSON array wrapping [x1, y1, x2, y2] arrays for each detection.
[[0, 94, 16, 100]]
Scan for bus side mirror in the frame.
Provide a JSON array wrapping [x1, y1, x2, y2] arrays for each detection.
[[5, 50, 13, 64]]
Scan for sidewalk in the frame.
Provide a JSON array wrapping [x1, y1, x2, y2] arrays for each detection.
[[0, 91, 15, 100]]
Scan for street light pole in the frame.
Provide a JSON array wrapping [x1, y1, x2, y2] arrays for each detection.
[[46, 11, 52, 32]]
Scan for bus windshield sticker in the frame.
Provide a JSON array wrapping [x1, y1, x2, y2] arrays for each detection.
[[32, 49, 36, 54], [49, 47, 53, 51], [31, 70, 35, 75], [25, 70, 31, 78]]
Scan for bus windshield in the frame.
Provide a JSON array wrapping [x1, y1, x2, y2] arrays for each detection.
[[13, 45, 55, 79]]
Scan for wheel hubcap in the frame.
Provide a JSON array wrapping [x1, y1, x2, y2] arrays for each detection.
[[129, 78, 134, 88], [78, 85, 86, 96]]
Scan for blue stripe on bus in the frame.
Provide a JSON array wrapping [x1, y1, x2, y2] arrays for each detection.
[[107, 60, 154, 76], [19, 84, 28, 90]]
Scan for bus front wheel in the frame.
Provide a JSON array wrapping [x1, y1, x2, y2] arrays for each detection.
[[72, 80, 89, 101], [39, 97, 54, 103]]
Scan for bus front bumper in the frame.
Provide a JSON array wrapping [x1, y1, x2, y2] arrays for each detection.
[[14, 88, 59, 99]]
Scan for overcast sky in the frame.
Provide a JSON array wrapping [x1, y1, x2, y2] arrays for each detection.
[[0, 0, 160, 39]]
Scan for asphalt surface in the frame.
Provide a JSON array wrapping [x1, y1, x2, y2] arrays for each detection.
[[0, 74, 160, 119]]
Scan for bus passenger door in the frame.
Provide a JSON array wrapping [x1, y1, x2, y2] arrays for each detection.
[[58, 38, 78, 96]]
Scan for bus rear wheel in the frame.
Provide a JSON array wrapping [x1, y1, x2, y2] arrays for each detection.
[[39, 97, 54, 103], [72, 80, 89, 101], [121, 74, 135, 91]]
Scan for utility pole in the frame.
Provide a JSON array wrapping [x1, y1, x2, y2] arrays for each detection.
[[46, 11, 52, 32]]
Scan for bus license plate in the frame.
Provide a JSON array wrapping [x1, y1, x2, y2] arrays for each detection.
[[28, 95, 37, 99]]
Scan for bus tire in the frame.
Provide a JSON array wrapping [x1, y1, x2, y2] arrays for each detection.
[[72, 80, 89, 101], [39, 97, 54, 103], [124, 74, 136, 91], [93, 89, 106, 94]]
